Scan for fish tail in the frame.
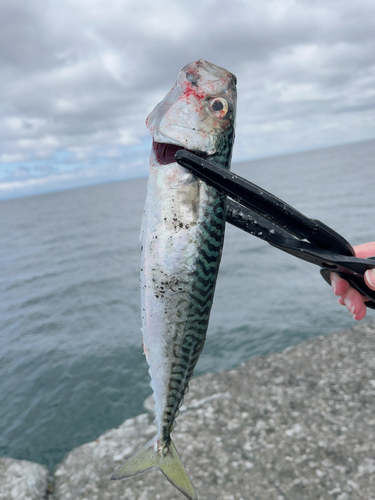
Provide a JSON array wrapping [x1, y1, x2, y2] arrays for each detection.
[[111, 436, 197, 500]]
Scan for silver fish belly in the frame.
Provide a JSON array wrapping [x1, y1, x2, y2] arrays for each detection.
[[112, 59, 237, 500], [141, 161, 226, 441]]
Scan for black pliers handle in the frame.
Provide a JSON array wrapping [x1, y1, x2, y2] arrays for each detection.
[[175, 150, 375, 309]]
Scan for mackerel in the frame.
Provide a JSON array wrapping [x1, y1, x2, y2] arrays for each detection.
[[111, 59, 237, 500]]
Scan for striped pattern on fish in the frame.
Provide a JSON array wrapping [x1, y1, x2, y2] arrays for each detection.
[[111, 59, 237, 500], [154, 183, 227, 446]]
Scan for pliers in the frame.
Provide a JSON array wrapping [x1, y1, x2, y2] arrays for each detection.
[[175, 150, 375, 309]]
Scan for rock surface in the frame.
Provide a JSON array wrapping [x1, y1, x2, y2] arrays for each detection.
[[0, 457, 49, 500], [53, 320, 375, 500]]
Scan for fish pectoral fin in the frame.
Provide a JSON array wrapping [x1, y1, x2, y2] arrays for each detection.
[[111, 437, 197, 500]]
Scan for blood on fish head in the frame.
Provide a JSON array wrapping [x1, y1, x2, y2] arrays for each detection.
[[146, 59, 237, 165]]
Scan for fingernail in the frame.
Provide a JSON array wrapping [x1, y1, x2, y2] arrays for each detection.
[[344, 298, 357, 320], [365, 269, 375, 288], [332, 280, 337, 295]]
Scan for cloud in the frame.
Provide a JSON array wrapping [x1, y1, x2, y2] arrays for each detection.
[[0, 0, 374, 198]]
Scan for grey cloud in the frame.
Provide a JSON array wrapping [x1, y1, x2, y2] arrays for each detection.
[[0, 0, 374, 198]]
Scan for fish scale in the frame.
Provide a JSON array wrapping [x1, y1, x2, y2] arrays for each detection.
[[111, 59, 237, 500]]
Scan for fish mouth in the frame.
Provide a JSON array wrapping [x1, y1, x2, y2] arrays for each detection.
[[153, 140, 208, 166]]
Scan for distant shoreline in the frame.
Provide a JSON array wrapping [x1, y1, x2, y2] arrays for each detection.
[[2, 137, 374, 202]]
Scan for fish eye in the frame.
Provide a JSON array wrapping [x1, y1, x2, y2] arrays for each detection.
[[208, 97, 229, 119]]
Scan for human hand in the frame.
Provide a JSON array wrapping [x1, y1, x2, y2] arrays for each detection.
[[330, 242, 375, 320]]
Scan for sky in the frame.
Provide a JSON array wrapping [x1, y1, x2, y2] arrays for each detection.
[[0, 0, 375, 200]]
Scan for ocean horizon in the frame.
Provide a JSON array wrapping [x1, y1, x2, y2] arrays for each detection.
[[2, 138, 374, 202]]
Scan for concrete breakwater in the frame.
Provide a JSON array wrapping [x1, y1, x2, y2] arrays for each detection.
[[1, 320, 375, 500]]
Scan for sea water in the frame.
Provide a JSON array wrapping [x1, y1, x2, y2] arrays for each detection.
[[1, 139, 374, 470]]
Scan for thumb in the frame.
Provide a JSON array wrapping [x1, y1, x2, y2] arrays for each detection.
[[364, 269, 375, 290]]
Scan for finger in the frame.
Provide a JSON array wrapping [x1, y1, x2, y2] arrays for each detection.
[[342, 287, 367, 321], [350, 300, 367, 321], [364, 268, 375, 291], [330, 272, 350, 296], [353, 242, 375, 258]]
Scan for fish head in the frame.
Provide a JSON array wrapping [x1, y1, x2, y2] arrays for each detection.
[[146, 59, 237, 168]]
